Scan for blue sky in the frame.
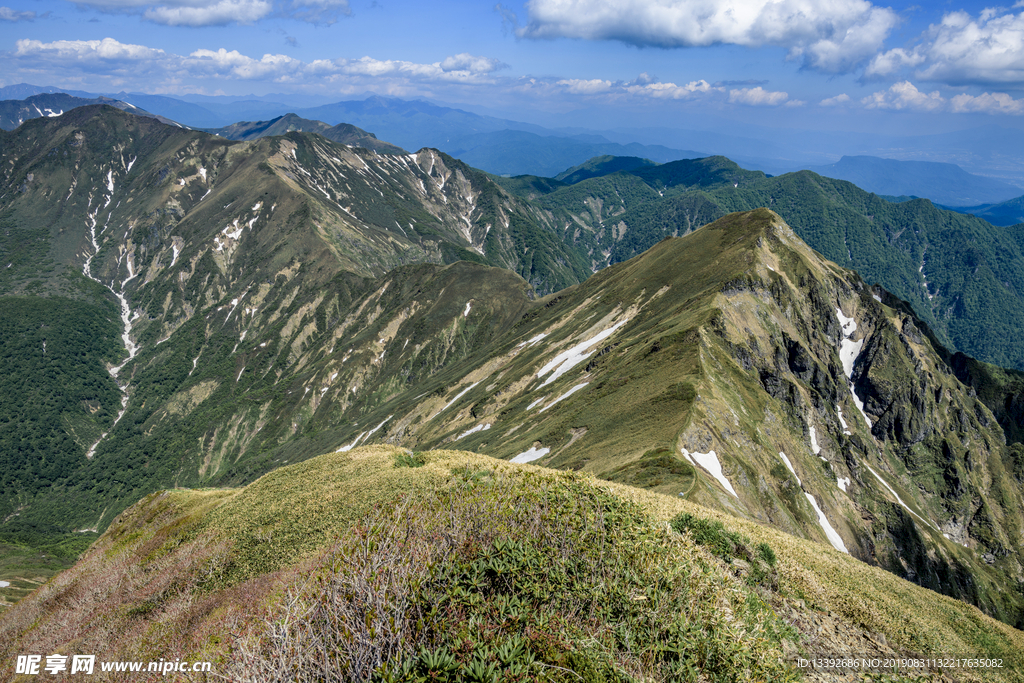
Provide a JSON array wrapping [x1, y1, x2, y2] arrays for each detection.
[[4, 0, 1024, 133]]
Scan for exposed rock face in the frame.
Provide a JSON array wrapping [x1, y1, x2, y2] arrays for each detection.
[[2, 107, 1023, 627]]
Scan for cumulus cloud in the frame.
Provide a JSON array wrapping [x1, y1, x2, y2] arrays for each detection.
[[15, 37, 166, 62], [556, 78, 613, 94], [865, 7, 1024, 86], [0, 6, 36, 20], [728, 86, 790, 106], [67, 0, 348, 26], [861, 81, 945, 111], [519, 0, 899, 73], [820, 93, 851, 106], [9, 38, 507, 90], [950, 91, 1024, 114], [440, 53, 508, 74], [626, 79, 718, 99], [145, 0, 271, 26], [860, 81, 1024, 114], [187, 48, 302, 79]]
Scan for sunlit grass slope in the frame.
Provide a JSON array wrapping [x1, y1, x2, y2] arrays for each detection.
[[2, 446, 1021, 682]]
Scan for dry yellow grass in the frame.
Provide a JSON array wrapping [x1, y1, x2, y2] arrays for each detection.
[[2, 445, 1021, 682]]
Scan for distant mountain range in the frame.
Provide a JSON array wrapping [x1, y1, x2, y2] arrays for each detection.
[[1, 84, 706, 177], [806, 155, 1024, 207], [4, 105, 1024, 641]]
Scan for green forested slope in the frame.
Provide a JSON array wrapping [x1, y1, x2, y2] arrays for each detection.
[[509, 156, 1024, 369]]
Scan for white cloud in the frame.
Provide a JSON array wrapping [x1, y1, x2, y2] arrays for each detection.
[[626, 79, 717, 99], [8, 38, 506, 90], [864, 47, 926, 78], [950, 91, 1024, 114], [67, 0, 349, 26], [520, 0, 899, 73], [820, 93, 851, 106], [187, 48, 302, 79], [144, 0, 271, 26], [861, 81, 945, 111], [439, 53, 508, 74], [556, 78, 612, 94], [728, 86, 789, 106], [0, 6, 36, 21], [865, 7, 1024, 86], [15, 37, 166, 62]]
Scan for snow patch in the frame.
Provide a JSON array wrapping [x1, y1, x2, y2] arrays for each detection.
[[526, 396, 546, 411], [778, 451, 800, 484], [836, 404, 851, 434], [512, 446, 550, 464], [680, 448, 737, 497], [464, 301, 472, 317], [804, 492, 848, 553], [837, 477, 851, 492], [516, 333, 548, 348], [839, 337, 863, 378], [809, 426, 821, 455], [437, 382, 479, 414], [866, 463, 936, 529], [536, 319, 629, 388], [337, 432, 366, 452], [458, 423, 491, 439], [539, 382, 589, 413]]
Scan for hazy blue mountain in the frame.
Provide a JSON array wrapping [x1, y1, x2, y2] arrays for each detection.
[[0, 93, 162, 131], [806, 155, 1023, 206], [948, 195, 1024, 227], [205, 113, 407, 154], [0, 83, 96, 100]]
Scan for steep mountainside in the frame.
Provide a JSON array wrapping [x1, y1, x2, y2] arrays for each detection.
[[0, 93, 169, 131], [0, 106, 587, 551], [3, 447, 1022, 682], [207, 113, 407, 155], [3, 109, 1024, 630], [497, 155, 1024, 370]]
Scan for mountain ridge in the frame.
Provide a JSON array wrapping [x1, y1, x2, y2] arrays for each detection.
[[2, 108, 1024, 631]]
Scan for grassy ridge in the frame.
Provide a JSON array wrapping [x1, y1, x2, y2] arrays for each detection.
[[2, 446, 1021, 682], [509, 156, 1024, 370]]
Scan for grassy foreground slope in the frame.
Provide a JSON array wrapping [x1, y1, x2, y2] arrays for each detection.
[[2, 446, 1021, 682]]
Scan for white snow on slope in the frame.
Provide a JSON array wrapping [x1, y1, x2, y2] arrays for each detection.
[[804, 492, 848, 553], [836, 405, 851, 435], [836, 307, 873, 428], [539, 382, 589, 413], [809, 426, 821, 455], [779, 451, 800, 484], [464, 301, 472, 317], [361, 415, 392, 443], [458, 423, 491, 439], [680, 448, 737, 497], [512, 446, 550, 464], [526, 396, 547, 411], [337, 432, 366, 452], [780, 452, 848, 553], [437, 382, 479, 414], [516, 333, 547, 348], [839, 337, 863, 378], [536, 319, 629, 388], [866, 463, 937, 529], [836, 308, 857, 337], [837, 477, 851, 492]]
